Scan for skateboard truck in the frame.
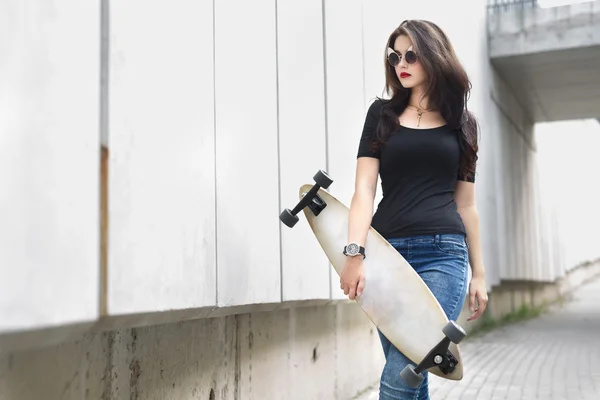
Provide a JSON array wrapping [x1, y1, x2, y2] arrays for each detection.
[[400, 320, 467, 388], [279, 170, 333, 228]]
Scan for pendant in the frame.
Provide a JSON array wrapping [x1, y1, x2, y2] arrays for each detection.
[[417, 111, 422, 127]]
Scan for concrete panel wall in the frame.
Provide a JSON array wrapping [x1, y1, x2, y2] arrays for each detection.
[[108, 0, 217, 316], [214, 0, 282, 308], [0, 1, 99, 333], [489, 69, 549, 283], [0, 303, 384, 400], [323, 0, 367, 301], [277, 0, 330, 302]]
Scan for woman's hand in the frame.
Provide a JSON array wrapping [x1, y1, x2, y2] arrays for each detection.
[[467, 275, 488, 321], [340, 256, 365, 300]]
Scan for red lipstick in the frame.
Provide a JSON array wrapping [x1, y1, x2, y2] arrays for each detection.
[[400, 72, 411, 79]]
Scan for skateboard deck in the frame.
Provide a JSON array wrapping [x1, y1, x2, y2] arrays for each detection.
[[280, 171, 465, 386]]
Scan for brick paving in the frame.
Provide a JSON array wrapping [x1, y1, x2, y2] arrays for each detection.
[[354, 274, 600, 400]]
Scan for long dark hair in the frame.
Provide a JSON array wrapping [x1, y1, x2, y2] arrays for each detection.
[[374, 19, 479, 181]]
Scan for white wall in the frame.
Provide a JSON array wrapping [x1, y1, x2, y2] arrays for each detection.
[[107, 0, 217, 316], [324, 0, 370, 300], [278, 0, 330, 302], [0, 1, 99, 334], [2, 0, 599, 346]]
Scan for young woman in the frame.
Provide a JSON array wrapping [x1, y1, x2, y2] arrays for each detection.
[[339, 20, 489, 399]]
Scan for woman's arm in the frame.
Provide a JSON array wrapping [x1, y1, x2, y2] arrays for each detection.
[[348, 157, 379, 247], [340, 157, 379, 300], [454, 180, 488, 321]]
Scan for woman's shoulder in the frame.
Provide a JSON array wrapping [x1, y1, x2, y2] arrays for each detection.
[[366, 97, 391, 120], [367, 97, 386, 112]]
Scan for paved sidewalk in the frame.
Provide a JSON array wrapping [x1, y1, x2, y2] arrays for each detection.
[[355, 274, 600, 400]]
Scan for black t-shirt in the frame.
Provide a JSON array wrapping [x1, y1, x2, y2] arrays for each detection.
[[357, 99, 475, 239]]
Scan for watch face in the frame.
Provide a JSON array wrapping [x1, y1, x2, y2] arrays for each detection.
[[347, 243, 359, 255]]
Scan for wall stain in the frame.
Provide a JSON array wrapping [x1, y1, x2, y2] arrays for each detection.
[[129, 328, 141, 400], [101, 331, 116, 400], [234, 315, 241, 400], [129, 359, 141, 400]]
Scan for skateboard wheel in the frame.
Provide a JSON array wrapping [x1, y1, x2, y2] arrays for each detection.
[[313, 170, 333, 189], [443, 321, 467, 344], [400, 364, 424, 388], [279, 208, 299, 228]]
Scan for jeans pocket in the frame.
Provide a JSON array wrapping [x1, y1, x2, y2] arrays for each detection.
[[435, 237, 467, 256]]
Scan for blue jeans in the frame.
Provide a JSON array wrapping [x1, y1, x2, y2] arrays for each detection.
[[378, 234, 470, 400]]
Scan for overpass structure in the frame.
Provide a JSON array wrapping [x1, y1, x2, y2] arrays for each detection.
[[477, 0, 600, 326], [488, 0, 600, 122], [364, 2, 600, 377]]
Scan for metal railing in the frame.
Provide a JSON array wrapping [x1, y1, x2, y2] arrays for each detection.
[[487, 0, 540, 13]]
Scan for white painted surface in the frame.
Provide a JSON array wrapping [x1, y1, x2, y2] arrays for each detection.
[[214, 0, 281, 307], [324, 0, 367, 301], [108, 0, 216, 314], [0, 1, 99, 332], [277, 0, 330, 301]]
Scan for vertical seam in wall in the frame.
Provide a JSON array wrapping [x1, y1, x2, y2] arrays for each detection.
[[321, 0, 332, 300], [321, 0, 330, 176], [99, 0, 110, 317], [275, 0, 284, 303], [213, 0, 219, 307]]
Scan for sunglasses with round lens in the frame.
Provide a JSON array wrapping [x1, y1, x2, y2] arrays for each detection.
[[387, 47, 417, 66]]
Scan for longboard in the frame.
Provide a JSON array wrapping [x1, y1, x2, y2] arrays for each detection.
[[280, 170, 466, 387]]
